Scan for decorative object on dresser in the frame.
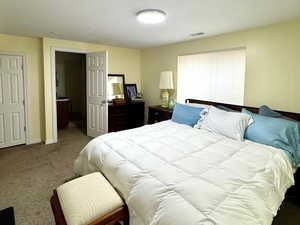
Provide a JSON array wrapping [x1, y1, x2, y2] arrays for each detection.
[[168, 93, 176, 109], [159, 71, 174, 108], [108, 101, 144, 132], [148, 105, 173, 124], [124, 84, 138, 101], [108, 74, 126, 104], [112, 98, 126, 105], [131, 92, 144, 102]]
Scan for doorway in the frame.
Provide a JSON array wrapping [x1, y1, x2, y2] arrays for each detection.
[[55, 51, 86, 137], [51, 49, 108, 143]]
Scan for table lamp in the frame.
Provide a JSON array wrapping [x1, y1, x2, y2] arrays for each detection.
[[159, 71, 174, 108]]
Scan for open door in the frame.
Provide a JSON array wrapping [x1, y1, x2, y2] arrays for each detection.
[[86, 51, 108, 137]]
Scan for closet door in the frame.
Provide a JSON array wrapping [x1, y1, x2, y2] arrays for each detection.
[[0, 54, 26, 148], [86, 51, 108, 137]]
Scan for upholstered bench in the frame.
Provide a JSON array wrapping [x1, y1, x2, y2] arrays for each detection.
[[50, 172, 129, 225]]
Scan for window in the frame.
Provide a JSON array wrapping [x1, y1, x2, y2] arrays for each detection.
[[177, 48, 246, 105]]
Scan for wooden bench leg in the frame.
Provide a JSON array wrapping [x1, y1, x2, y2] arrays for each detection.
[[88, 206, 129, 225], [112, 210, 129, 225], [123, 214, 129, 225], [50, 190, 67, 225]]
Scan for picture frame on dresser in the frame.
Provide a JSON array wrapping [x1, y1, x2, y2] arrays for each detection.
[[124, 84, 137, 100], [108, 74, 126, 103]]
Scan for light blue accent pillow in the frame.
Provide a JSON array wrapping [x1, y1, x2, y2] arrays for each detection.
[[259, 105, 295, 121], [242, 109, 300, 167], [171, 103, 204, 127]]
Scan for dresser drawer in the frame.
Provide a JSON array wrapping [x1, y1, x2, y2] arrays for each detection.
[[108, 102, 145, 132], [109, 105, 129, 115]]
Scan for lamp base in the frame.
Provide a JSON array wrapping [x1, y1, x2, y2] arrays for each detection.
[[161, 90, 169, 108]]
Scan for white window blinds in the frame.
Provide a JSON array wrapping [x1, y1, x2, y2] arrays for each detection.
[[177, 48, 246, 105]]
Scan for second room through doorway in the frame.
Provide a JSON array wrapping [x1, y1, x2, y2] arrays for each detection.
[[55, 51, 86, 137]]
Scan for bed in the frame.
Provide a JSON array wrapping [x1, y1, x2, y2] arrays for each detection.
[[74, 99, 299, 225]]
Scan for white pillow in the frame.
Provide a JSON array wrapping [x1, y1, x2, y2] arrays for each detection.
[[194, 106, 253, 141]]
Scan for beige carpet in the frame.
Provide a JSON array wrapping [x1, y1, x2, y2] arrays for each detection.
[[0, 127, 90, 225], [0, 126, 299, 225]]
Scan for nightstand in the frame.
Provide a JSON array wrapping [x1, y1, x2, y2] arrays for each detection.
[[148, 105, 173, 124]]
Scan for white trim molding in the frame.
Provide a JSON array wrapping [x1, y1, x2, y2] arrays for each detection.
[[28, 138, 42, 145], [45, 139, 56, 145]]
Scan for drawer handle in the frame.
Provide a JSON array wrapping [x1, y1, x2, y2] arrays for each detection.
[[154, 112, 159, 116]]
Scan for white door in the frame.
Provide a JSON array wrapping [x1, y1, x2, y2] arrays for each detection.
[[86, 51, 108, 137], [0, 54, 26, 148]]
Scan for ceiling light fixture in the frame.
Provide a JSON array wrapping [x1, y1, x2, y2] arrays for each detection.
[[136, 9, 167, 24]]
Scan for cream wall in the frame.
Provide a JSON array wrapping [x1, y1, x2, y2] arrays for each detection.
[[0, 34, 141, 144], [0, 34, 44, 143], [43, 38, 141, 143], [1, 18, 300, 144], [141, 19, 300, 114]]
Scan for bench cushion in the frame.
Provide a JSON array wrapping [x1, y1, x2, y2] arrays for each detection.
[[57, 172, 123, 225]]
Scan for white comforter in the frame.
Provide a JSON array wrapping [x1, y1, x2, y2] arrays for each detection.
[[74, 120, 294, 225]]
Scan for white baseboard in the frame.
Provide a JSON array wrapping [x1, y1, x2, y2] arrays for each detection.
[[27, 138, 42, 145], [45, 139, 57, 145]]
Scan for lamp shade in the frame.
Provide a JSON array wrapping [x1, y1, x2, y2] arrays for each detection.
[[159, 71, 174, 89], [112, 83, 122, 95]]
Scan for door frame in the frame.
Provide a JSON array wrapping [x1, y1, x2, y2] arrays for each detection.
[[0, 51, 30, 145], [50, 47, 92, 144]]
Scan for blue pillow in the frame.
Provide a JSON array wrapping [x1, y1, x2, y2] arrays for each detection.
[[259, 105, 295, 121], [242, 109, 300, 167], [172, 103, 203, 127]]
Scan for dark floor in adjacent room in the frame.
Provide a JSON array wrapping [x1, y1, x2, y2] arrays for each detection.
[[0, 126, 299, 225]]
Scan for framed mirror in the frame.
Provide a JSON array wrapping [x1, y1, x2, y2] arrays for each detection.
[[108, 74, 125, 101]]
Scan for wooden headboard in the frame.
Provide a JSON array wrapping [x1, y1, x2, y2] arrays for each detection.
[[185, 99, 300, 121]]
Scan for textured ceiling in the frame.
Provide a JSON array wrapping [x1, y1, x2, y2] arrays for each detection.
[[0, 0, 299, 48]]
